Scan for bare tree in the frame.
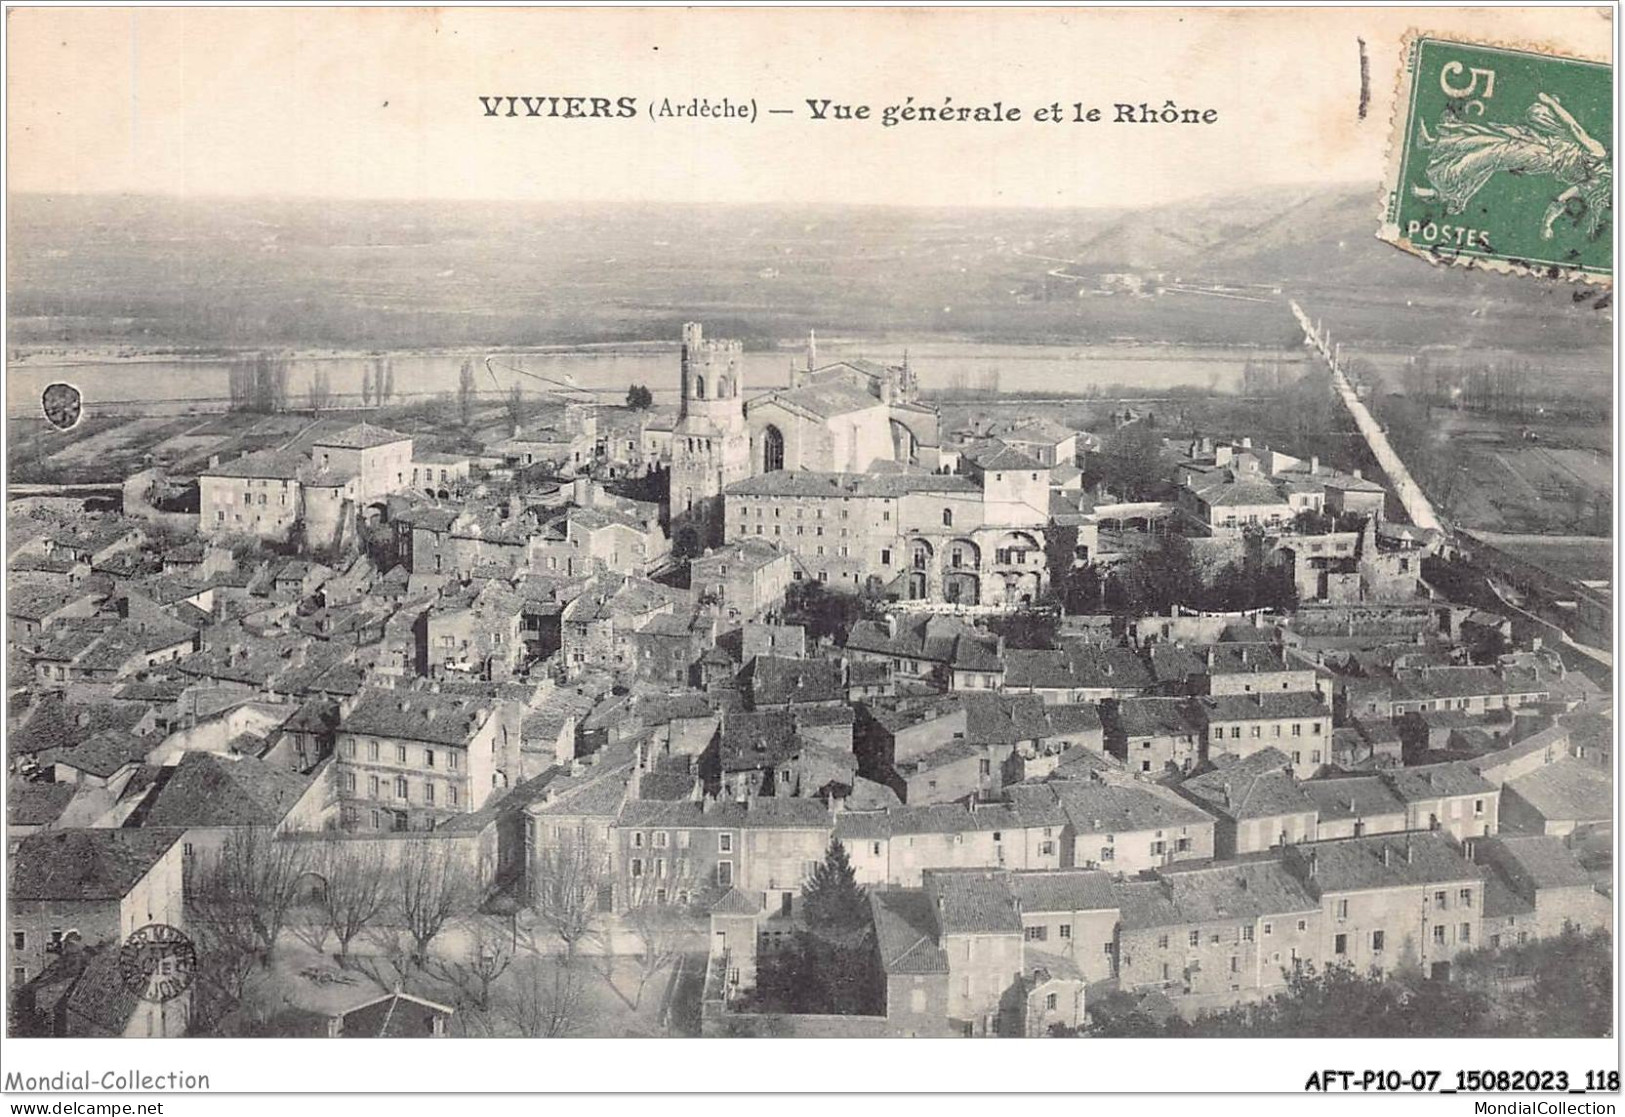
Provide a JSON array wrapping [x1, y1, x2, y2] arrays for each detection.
[[393, 838, 475, 967], [531, 829, 609, 960], [317, 841, 392, 968], [508, 955, 582, 1038], [617, 871, 696, 1009], [506, 384, 526, 432], [432, 917, 516, 1013], [188, 829, 314, 965], [307, 370, 332, 415], [457, 358, 477, 428]]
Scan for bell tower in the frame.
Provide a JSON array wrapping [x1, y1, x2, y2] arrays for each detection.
[[671, 322, 750, 553]]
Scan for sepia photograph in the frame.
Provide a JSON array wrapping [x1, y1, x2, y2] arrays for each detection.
[[0, 4, 1617, 1106]]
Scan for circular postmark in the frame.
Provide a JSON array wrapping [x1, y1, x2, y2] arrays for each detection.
[[118, 923, 197, 1004], [41, 382, 83, 431]]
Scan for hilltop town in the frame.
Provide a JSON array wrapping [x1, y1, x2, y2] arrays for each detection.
[[7, 324, 1612, 1039]]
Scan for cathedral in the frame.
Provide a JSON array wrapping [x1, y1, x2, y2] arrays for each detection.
[[669, 322, 943, 554], [669, 323, 1049, 609]]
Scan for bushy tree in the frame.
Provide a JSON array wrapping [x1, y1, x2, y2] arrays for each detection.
[[626, 384, 654, 410], [801, 839, 868, 933]]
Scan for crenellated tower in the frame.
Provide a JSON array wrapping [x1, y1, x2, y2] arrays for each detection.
[[671, 322, 751, 552]]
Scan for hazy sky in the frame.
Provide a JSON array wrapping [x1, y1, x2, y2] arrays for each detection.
[[7, 7, 1613, 208]]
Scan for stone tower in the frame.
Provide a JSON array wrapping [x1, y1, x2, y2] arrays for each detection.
[[671, 322, 750, 552]]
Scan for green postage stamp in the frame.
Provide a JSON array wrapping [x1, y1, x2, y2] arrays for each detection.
[[1380, 34, 1612, 284]]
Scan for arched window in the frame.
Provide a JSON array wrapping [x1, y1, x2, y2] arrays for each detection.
[[763, 425, 785, 473], [942, 508, 953, 527], [694, 375, 706, 400]]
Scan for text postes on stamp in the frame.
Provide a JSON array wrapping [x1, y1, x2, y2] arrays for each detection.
[[118, 923, 198, 1004], [1380, 35, 1611, 284]]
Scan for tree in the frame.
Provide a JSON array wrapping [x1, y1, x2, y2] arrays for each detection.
[[1094, 422, 1169, 501], [801, 839, 868, 933], [393, 839, 475, 967], [315, 841, 392, 968], [508, 955, 582, 1038], [620, 879, 693, 1010], [361, 363, 374, 407], [626, 384, 654, 410], [531, 830, 609, 960], [985, 610, 1060, 650], [188, 828, 313, 966], [506, 385, 527, 432], [379, 358, 395, 404], [457, 358, 477, 428], [307, 370, 332, 414], [432, 917, 516, 1014], [782, 579, 866, 644]]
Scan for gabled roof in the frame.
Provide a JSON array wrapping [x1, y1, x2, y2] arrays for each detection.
[[1381, 761, 1497, 802], [1007, 868, 1116, 914], [1179, 749, 1312, 820], [1048, 780, 1215, 835], [1504, 759, 1611, 824], [870, 890, 950, 975], [1285, 833, 1477, 894], [926, 870, 1022, 935], [339, 688, 494, 746], [1299, 775, 1406, 820], [709, 886, 764, 916], [133, 752, 315, 829], [11, 828, 185, 900], [311, 422, 412, 450]]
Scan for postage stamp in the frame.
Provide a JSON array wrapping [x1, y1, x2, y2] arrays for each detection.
[[117, 923, 198, 1004], [1379, 34, 1612, 284]]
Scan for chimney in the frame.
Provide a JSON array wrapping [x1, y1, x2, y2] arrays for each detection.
[[1307, 850, 1318, 877], [1380, 846, 1391, 866], [1404, 838, 1414, 864], [884, 614, 898, 639], [1223, 781, 1232, 809], [1311, 455, 1320, 474], [1353, 469, 1363, 480]]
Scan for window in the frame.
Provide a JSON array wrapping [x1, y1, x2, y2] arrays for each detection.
[[1335, 899, 1348, 919], [1460, 923, 1471, 944], [1433, 890, 1447, 910], [1230, 956, 1240, 974], [1157, 935, 1170, 950], [655, 831, 670, 848], [717, 860, 733, 887], [633, 832, 645, 849], [872, 842, 881, 856], [1099, 847, 1114, 862], [1291, 723, 1301, 737], [1026, 926, 1048, 942], [631, 858, 644, 878], [397, 745, 408, 764], [1188, 930, 1201, 947], [1372, 930, 1385, 953], [425, 749, 435, 768], [1459, 888, 1472, 907], [449, 753, 459, 771], [368, 742, 380, 762], [1241, 925, 1254, 942], [1473, 798, 1485, 817], [1334, 934, 1347, 955], [395, 776, 408, 800], [344, 772, 357, 794], [678, 831, 690, 849], [1150, 840, 1166, 856], [425, 783, 435, 806], [1297, 920, 1307, 933], [1262, 922, 1273, 937], [11, 932, 23, 951], [449, 786, 459, 807], [1432, 925, 1446, 946], [1059, 924, 1071, 940], [1045, 992, 1058, 1011], [1040, 840, 1055, 856], [880, 548, 891, 566]]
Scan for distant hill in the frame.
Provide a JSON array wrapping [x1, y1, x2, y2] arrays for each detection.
[[6, 188, 1609, 356]]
